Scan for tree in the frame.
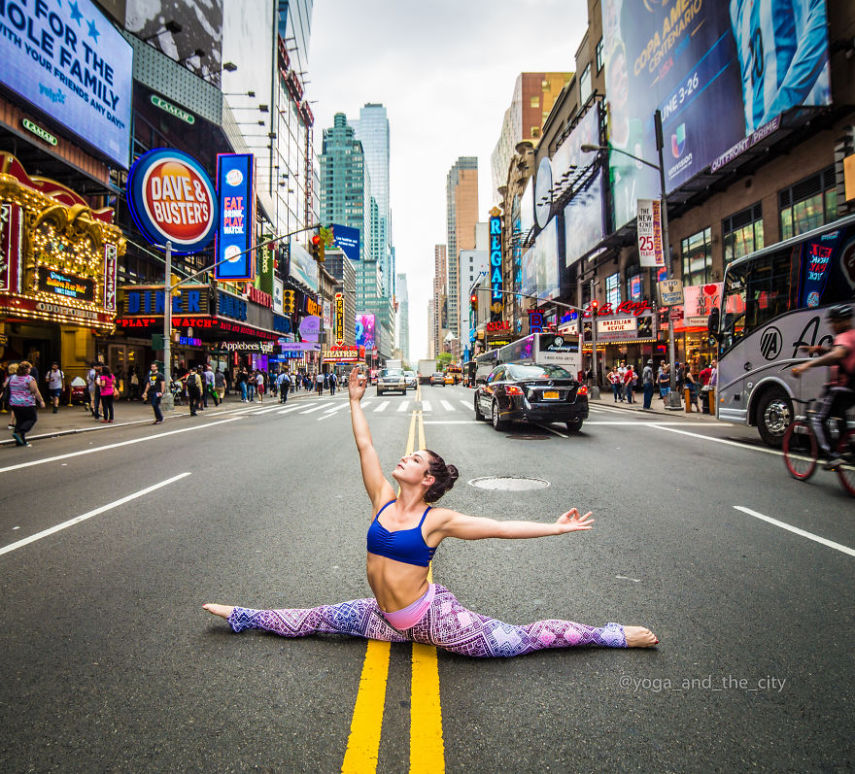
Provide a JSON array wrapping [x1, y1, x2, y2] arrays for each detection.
[[436, 352, 453, 369]]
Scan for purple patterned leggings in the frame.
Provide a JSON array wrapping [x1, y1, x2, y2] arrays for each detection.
[[227, 584, 626, 657]]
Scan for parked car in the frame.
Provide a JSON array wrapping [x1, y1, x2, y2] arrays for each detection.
[[474, 362, 588, 432], [403, 370, 418, 389], [430, 372, 446, 386], [376, 367, 407, 396], [444, 374, 454, 385]]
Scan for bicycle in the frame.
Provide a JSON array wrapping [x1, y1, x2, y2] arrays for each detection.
[[782, 390, 855, 497]]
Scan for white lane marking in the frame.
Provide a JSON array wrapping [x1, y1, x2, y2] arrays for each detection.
[[644, 424, 785, 458], [422, 401, 432, 412], [0, 418, 241, 475], [733, 506, 855, 557], [583, 421, 726, 426], [615, 575, 641, 582], [277, 403, 316, 414], [300, 403, 333, 414], [440, 400, 455, 411], [397, 401, 410, 412], [374, 401, 390, 413], [324, 402, 350, 414], [249, 405, 287, 415], [458, 400, 471, 410], [534, 423, 569, 438], [0, 473, 192, 557], [423, 421, 479, 425]]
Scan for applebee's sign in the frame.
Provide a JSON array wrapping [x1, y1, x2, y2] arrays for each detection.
[[126, 149, 217, 254]]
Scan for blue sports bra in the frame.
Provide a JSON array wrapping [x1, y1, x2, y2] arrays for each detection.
[[366, 500, 436, 568]]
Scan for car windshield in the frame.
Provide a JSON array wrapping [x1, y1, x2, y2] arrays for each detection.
[[506, 364, 573, 380], [382, 369, 403, 377]]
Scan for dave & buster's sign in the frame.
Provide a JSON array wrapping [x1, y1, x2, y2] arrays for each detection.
[[126, 149, 217, 254], [215, 153, 255, 281]]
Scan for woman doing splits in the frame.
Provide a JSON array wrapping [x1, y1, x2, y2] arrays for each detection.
[[204, 367, 658, 656]]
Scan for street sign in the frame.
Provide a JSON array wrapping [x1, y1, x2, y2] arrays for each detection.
[[658, 278, 684, 307]]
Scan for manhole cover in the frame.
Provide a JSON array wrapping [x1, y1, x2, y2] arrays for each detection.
[[468, 476, 550, 491]]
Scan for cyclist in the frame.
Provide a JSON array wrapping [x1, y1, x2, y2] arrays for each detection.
[[792, 305, 855, 469]]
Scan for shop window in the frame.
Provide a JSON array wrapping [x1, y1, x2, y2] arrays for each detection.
[[681, 227, 712, 286], [580, 64, 592, 104], [723, 203, 764, 264], [596, 38, 604, 73], [779, 166, 837, 241], [606, 272, 620, 307]]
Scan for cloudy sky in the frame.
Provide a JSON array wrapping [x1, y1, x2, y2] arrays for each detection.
[[309, 0, 589, 361]]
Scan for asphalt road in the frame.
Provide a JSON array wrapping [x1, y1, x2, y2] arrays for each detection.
[[1, 385, 852, 773]]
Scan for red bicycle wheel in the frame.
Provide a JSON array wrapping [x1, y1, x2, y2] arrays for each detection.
[[835, 428, 855, 497], [782, 420, 818, 480]]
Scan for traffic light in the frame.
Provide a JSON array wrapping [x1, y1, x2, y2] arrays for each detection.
[[470, 292, 478, 313], [283, 290, 295, 314], [170, 274, 181, 297], [590, 299, 599, 316], [310, 233, 325, 262]]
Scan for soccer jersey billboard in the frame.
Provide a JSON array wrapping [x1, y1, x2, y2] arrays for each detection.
[[601, 0, 832, 231]]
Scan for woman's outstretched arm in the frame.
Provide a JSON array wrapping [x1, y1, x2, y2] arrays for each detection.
[[432, 507, 594, 541], [349, 367, 396, 511]]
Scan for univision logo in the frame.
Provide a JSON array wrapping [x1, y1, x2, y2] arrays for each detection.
[[671, 123, 686, 158]]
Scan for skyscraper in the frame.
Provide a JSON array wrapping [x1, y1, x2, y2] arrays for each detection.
[[396, 273, 409, 362], [446, 158, 478, 358], [319, 113, 366, 255], [432, 244, 447, 358]]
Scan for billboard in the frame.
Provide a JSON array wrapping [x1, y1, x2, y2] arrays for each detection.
[[355, 312, 375, 351], [601, 0, 832, 231], [0, 0, 133, 168], [522, 219, 560, 301], [126, 149, 217, 254], [214, 154, 255, 281], [556, 106, 605, 266], [332, 224, 361, 262], [288, 240, 319, 293]]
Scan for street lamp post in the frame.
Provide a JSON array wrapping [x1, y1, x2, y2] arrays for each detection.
[[581, 109, 682, 409]]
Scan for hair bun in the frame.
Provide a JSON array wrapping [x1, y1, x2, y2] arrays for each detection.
[[446, 464, 459, 482]]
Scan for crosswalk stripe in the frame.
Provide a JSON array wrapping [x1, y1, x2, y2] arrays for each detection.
[[422, 400, 432, 412], [374, 401, 390, 413], [397, 401, 410, 412], [324, 402, 350, 414], [439, 400, 455, 412], [458, 400, 471, 410], [300, 403, 332, 414], [277, 404, 314, 415]]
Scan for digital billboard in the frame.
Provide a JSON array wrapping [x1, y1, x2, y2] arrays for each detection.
[[0, 0, 133, 168], [355, 312, 375, 351], [601, 0, 832, 231], [214, 154, 255, 281], [522, 219, 560, 301], [288, 240, 319, 294], [332, 224, 361, 262]]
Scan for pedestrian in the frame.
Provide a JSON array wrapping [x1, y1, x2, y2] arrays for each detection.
[[203, 366, 658, 655], [699, 361, 713, 414], [607, 367, 620, 402], [675, 362, 685, 392], [685, 368, 700, 412], [623, 364, 635, 404], [129, 368, 140, 400], [658, 363, 670, 401], [237, 368, 248, 402], [97, 365, 116, 423], [255, 370, 265, 402], [316, 372, 324, 395], [215, 368, 226, 403], [642, 359, 655, 409], [247, 370, 256, 402], [277, 370, 291, 403], [304, 374, 311, 392], [0, 361, 16, 419], [185, 367, 203, 415], [7, 361, 45, 446], [205, 365, 220, 407], [44, 362, 65, 413], [329, 371, 337, 396], [141, 362, 165, 424], [88, 361, 101, 419]]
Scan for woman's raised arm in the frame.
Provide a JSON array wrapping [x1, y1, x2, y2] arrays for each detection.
[[349, 367, 395, 511], [433, 507, 594, 541]]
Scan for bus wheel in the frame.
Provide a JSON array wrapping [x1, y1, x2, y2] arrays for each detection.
[[757, 387, 792, 448]]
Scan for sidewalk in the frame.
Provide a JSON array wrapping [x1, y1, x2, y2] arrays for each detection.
[[589, 388, 719, 421], [0, 391, 318, 447]]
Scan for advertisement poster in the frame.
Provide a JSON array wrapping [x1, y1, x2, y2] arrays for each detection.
[[332, 224, 361, 262], [601, 0, 831, 231], [521, 219, 560, 301], [356, 312, 375, 350], [289, 241, 319, 293], [637, 199, 664, 267], [215, 154, 255, 281], [0, 0, 134, 167]]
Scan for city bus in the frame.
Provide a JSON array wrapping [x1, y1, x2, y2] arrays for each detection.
[[710, 213, 855, 447], [474, 333, 582, 382]]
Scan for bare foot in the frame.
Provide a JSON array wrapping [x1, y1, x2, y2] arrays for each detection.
[[203, 603, 234, 620], [624, 626, 658, 647]]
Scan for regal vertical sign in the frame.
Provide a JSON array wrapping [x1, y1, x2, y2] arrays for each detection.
[[489, 211, 502, 322]]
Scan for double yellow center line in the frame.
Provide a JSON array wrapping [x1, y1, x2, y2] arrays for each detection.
[[341, 390, 445, 773]]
